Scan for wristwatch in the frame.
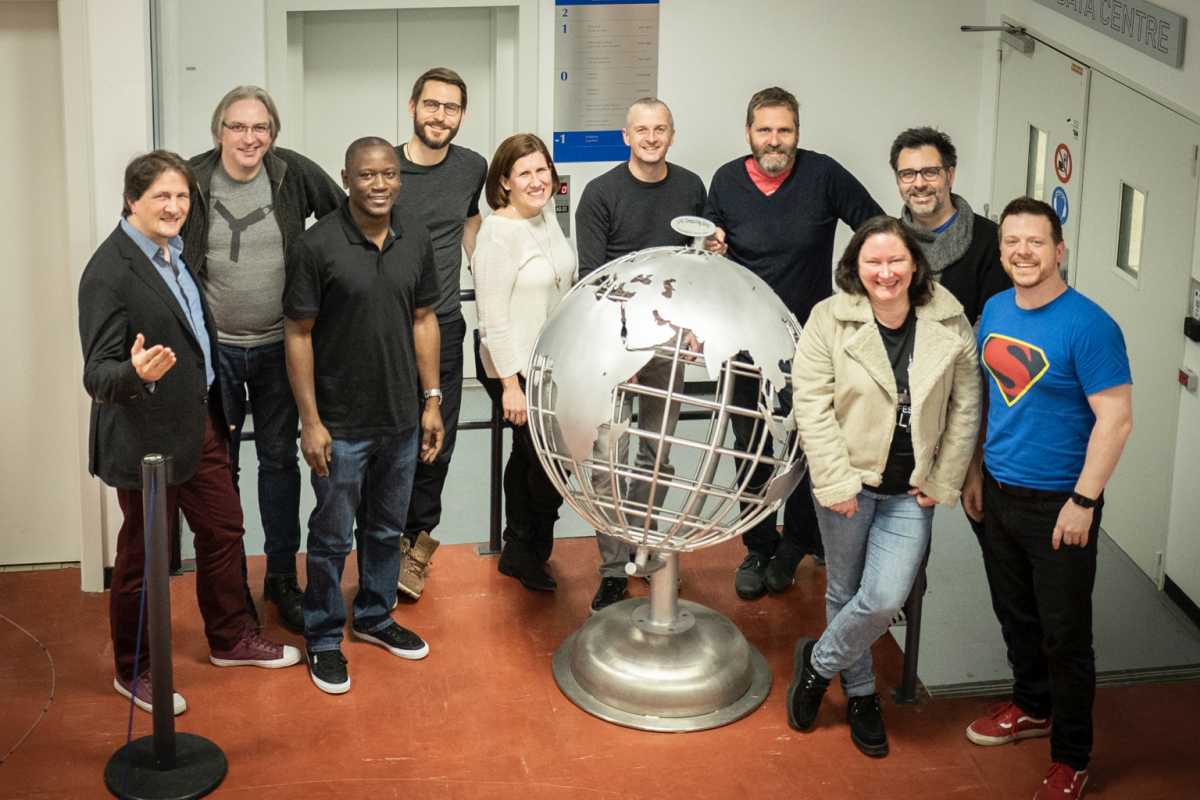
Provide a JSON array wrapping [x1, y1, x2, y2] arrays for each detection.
[[1070, 491, 1097, 509], [422, 388, 443, 403]]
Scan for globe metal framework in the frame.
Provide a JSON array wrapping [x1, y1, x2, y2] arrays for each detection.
[[525, 241, 806, 731]]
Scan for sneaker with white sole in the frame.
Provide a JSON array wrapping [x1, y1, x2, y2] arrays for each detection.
[[351, 621, 429, 660], [209, 629, 302, 669], [966, 700, 1051, 746], [307, 648, 350, 694], [1034, 762, 1088, 799], [113, 673, 187, 716]]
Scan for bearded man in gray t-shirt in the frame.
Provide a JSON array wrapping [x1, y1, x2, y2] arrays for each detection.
[[181, 86, 343, 634], [390, 67, 488, 601]]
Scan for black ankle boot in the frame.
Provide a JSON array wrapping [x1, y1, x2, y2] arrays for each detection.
[[847, 693, 889, 757], [498, 539, 556, 592], [263, 574, 304, 634], [786, 638, 830, 731]]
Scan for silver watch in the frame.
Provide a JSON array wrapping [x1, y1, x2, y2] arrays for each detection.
[[422, 388, 443, 402]]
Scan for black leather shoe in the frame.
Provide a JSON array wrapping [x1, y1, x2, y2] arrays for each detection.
[[847, 693, 889, 757], [765, 541, 805, 594], [786, 638, 830, 731], [498, 541, 557, 592], [590, 577, 628, 613], [264, 574, 305, 634], [734, 551, 770, 600]]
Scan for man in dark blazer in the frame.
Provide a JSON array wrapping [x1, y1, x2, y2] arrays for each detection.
[[78, 150, 301, 717]]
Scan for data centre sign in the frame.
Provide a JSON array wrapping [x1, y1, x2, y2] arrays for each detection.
[[1034, 0, 1186, 67]]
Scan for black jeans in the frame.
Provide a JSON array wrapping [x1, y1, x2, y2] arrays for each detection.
[[731, 370, 823, 559], [474, 337, 563, 555], [978, 467, 1101, 771], [406, 315, 466, 538]]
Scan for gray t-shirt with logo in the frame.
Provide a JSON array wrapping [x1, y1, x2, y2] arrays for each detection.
[[202, 166, 286, 346]]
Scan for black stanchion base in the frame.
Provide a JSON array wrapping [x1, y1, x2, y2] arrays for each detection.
[[104, 733, 227, 800]]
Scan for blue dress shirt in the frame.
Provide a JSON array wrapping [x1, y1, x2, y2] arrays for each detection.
[[120, 218, 215, 388]]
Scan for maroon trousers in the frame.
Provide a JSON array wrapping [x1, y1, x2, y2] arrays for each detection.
[[111, 414, 255, 680]]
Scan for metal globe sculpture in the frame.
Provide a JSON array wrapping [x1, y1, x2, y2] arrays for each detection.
[[525, 224, 805, 731]]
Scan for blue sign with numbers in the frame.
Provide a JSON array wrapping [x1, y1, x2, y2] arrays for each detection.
[[1051, 186, 1069, 225], [554, 1, 659, 163]]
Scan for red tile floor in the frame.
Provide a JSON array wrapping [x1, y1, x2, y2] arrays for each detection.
[[1, 538, 1197, 799]]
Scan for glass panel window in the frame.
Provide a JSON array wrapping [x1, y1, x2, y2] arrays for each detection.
[[1117, 183, 1146, 279], [1026, 125, 1048, 200]]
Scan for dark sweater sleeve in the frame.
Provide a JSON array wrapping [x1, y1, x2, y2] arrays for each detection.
[[703, 168, 728, 230], [574, 179, 610, 279], [826, 159, 884, 230], [974, 220, 1011, 323], [291, 150, 344, 220]]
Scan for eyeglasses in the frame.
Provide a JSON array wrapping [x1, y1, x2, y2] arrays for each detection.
[[896, 166, 946, 183], [420, 99, 462, 116], [223, 122, 272, 136]]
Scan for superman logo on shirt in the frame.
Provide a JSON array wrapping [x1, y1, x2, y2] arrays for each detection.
[[982, 333, 1050, 407]]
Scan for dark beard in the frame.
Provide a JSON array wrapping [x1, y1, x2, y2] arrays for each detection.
[[414, 119, 458, 150]]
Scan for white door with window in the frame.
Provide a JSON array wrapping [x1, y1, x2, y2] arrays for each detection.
[[991, 41, 1088, 281], [1073, 72, 1200, 585]]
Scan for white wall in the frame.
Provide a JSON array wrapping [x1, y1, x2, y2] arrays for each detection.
[[57, 0, 154, 588], [0, 0, 81, 566], [979, 0, 1200, 595]]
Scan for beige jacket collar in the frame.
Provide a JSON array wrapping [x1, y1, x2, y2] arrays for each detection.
[[830, 284, 967, 401]]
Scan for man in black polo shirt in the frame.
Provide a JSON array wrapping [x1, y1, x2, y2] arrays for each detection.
[[705, 86, 884, 600], [284, 137, 443, 695]]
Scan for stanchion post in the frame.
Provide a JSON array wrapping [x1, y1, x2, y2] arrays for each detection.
[[103, 454, 227, 799], [141, 455, 176, 768]]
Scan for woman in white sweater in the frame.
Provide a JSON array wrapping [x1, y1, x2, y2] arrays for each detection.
[[473, 133, 576, 592]]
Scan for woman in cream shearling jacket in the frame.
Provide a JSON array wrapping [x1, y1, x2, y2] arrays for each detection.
[[785, 216, 980, 758]]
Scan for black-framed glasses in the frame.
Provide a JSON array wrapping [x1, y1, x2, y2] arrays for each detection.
[[223, 122, 272, 136], [896, 166, 946, 183], [421, 99, 462, 116]]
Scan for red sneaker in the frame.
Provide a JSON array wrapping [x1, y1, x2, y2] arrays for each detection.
[[1034, 762, 1088, 799], [966, 701, 1051, 746]]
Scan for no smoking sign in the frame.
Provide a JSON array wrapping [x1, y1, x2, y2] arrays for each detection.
[[1054, 143, 1072, 183]]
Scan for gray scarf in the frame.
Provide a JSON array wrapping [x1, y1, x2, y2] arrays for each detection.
[[899, 193, 974, 278]]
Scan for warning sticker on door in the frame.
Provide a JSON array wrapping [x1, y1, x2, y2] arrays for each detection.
[[1051, 186, 1069, 224], [1054, 143, 1073, 183]]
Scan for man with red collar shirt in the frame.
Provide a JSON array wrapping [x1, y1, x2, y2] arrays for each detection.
[[704, 86, 883, 600]]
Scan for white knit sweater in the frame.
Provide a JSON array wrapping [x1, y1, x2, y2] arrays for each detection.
[[473, 206, 577, 378]]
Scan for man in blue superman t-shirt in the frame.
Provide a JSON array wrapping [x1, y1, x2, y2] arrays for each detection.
[[961, 197, 1132, 800]]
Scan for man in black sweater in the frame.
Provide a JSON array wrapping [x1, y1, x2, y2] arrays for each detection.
[[705, 86, 884, 600], [575, 98, 706, 612], [891, 126, 1009, 326]]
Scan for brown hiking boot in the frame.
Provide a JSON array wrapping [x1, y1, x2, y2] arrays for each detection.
[[397, 531, 440, 600]]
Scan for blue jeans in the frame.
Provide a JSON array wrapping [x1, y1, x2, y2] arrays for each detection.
[[303, 431, 418, 651], [812, 490, 933, 697], [217, 341, 302, 577]]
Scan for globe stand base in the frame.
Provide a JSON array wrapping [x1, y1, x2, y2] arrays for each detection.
[[552, 598, 771, 732]]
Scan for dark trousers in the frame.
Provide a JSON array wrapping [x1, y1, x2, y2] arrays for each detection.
[[406, 315, 466, 537], [111, 414, 256, 680], [731, 371, 823, 558], [978, 467, 1101, 771], [475, 338, 563, 556], [217, 341, 302, 577]]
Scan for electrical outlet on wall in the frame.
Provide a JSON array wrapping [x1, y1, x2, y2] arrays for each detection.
[[1192, 278, 1200, 319]]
